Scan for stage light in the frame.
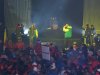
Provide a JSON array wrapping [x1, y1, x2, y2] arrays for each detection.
[[47, 27, 51, 30], [24, 28, 28, 35]]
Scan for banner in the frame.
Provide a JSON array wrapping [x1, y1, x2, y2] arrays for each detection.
[[42, 46, 50, 61]]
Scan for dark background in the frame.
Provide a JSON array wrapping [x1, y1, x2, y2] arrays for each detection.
[[0, 0, 4, 50], [0, 0, 84, 48], [31, 0, 84, 39]]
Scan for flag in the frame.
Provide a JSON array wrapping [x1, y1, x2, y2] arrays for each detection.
[[35, 29, 38, 38], [3, 29, 7, 50]]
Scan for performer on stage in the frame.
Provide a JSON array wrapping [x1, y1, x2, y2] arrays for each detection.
[[90, 25, 96, 44], [63, 24, 72, 47], [84, 24, 91, 45], [63, 24, 72, 38], [15, 24, 24, 40], [28, 24, 38, 48], [82, 25, 86, 44]]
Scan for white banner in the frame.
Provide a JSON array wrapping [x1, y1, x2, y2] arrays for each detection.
[[42, 46, 50, 61]]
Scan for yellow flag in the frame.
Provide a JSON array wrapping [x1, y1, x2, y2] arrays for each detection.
[[3, 29, 7, 50], [35, 29, 38, 38]]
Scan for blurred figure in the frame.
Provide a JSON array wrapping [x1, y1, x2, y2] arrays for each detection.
[[34, 39, 42, 56], [15, 37, 25, 50], [63, 24, 72, 47], [0, 38, 3, 50], [63, 71, 70, 75], [66, 43, 79, 66], [96, 50, 100, 62], [28, 24, 38, 48], [89, 43, 98, 58], [47, 62, 58, 75], [90, 25, 96, 45], [15, 24, 24, 41], [84, 24, 91, 46], [82, 25, 86, 44], [49, 43, 56, 57], [6, 40, 13, 49]]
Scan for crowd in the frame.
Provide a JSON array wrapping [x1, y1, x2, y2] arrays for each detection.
[[0, 38, 100, 75]]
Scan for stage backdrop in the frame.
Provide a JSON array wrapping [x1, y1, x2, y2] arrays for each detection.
[[83, 0, 100, 34], [4, 0, 32, 38], [0, 0, 4, 50], [31, 0, 83, 48], [32, 0, 84, 38]]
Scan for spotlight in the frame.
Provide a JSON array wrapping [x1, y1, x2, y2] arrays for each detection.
[[24, 28, 28, 35]]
